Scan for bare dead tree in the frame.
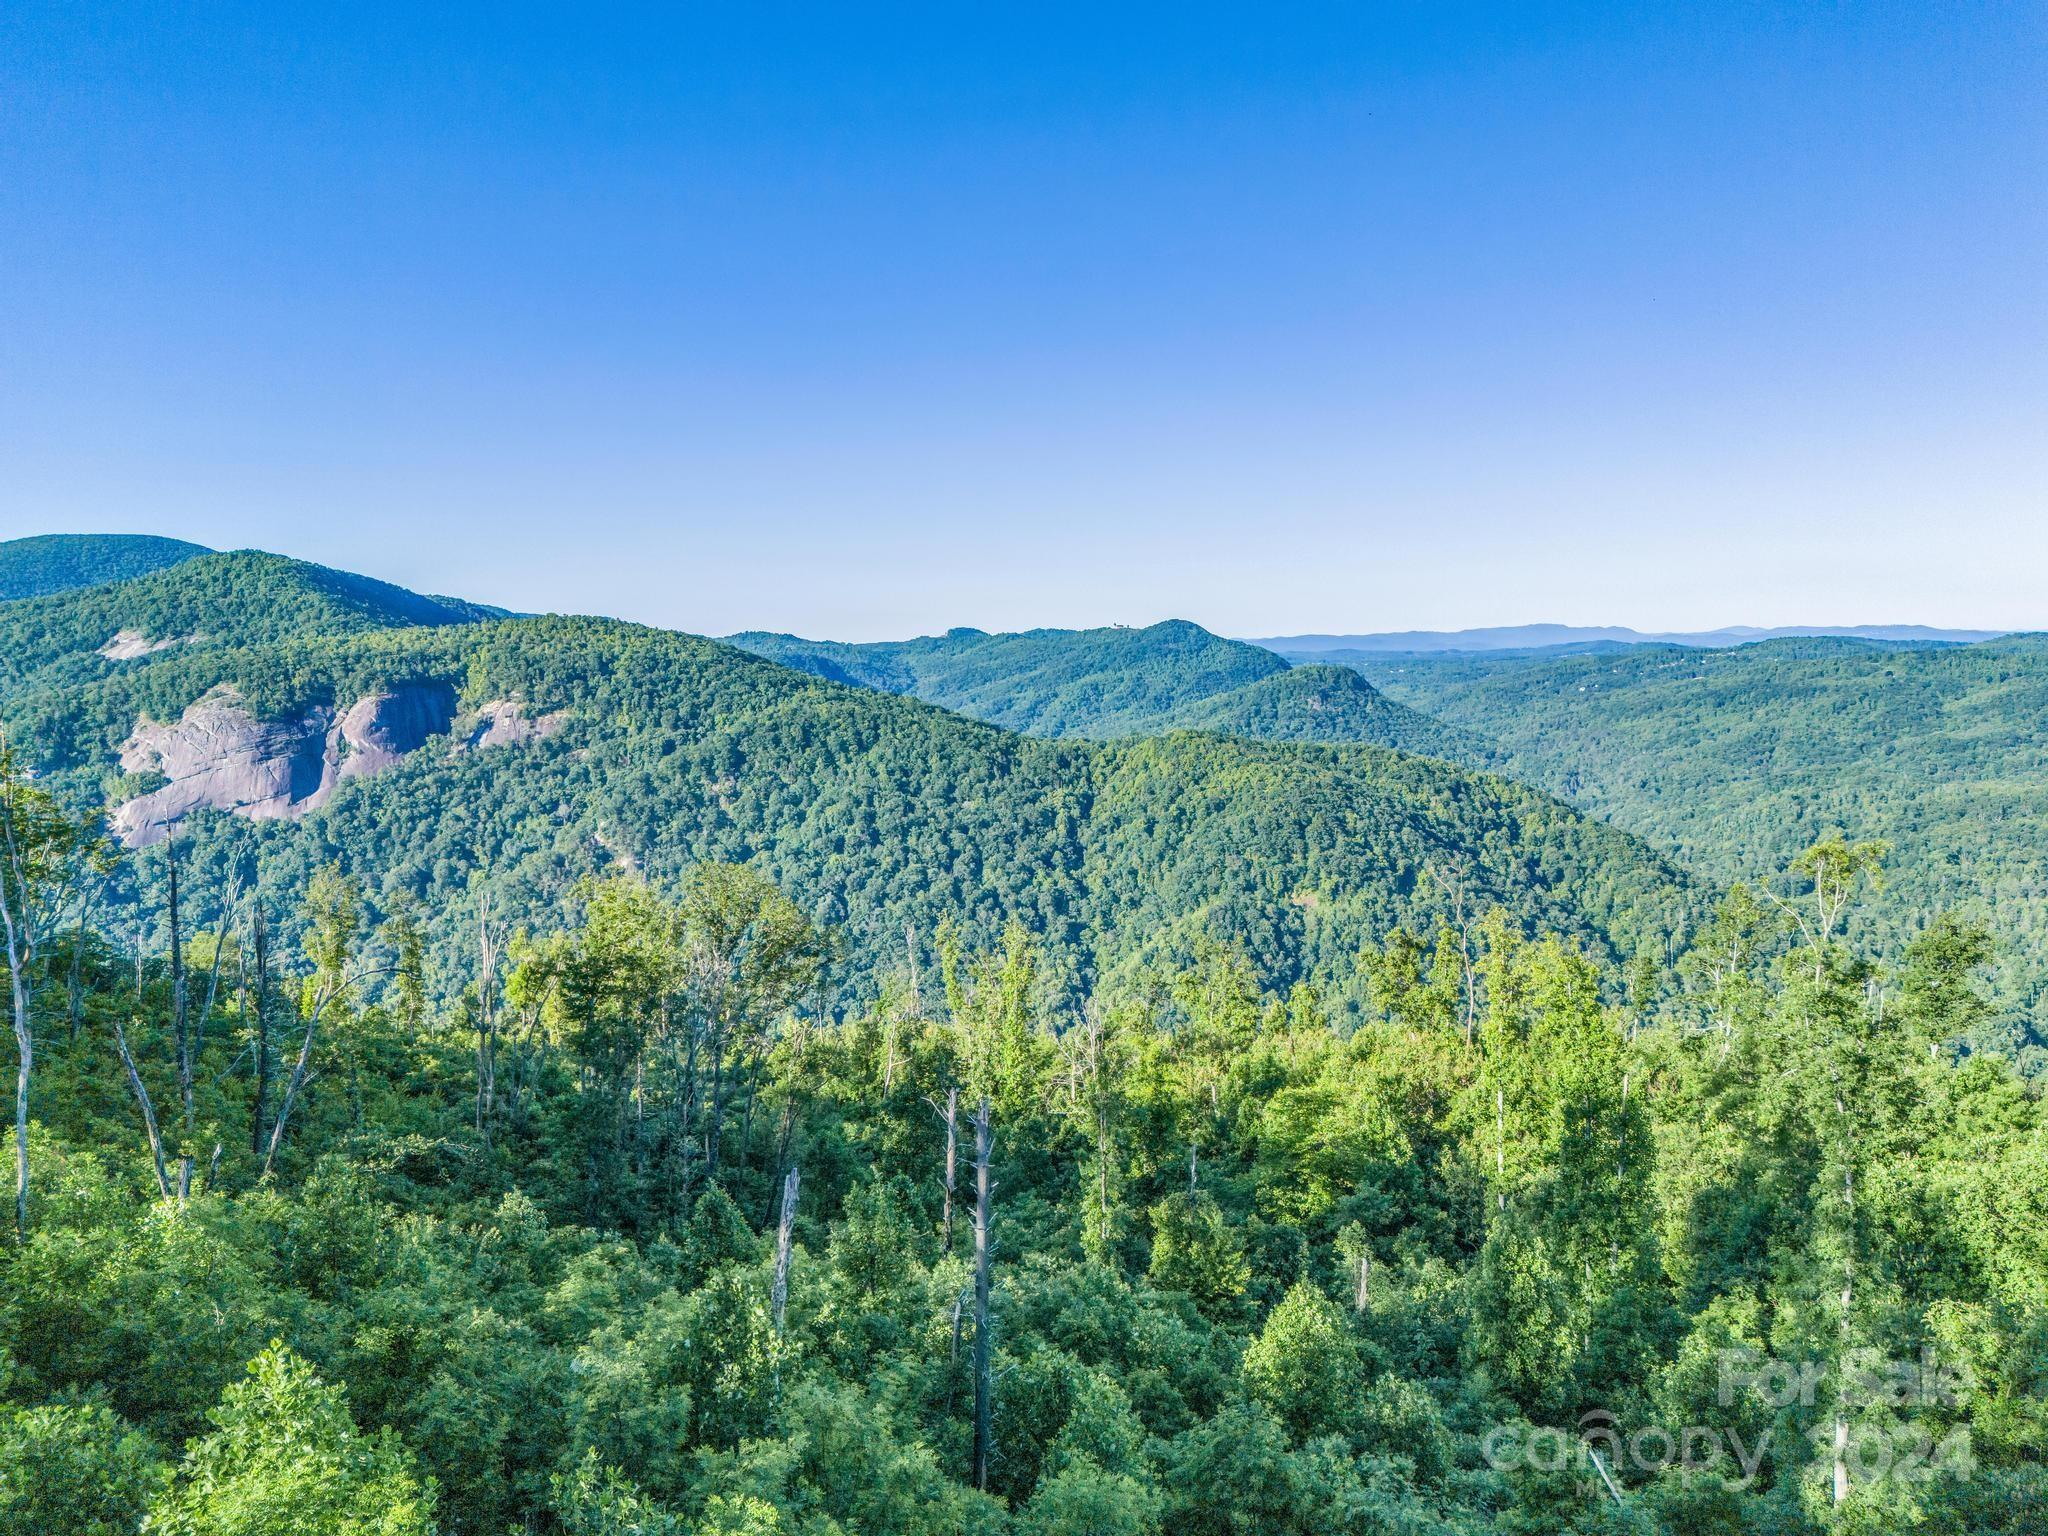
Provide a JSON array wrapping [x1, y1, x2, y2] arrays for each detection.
[[772, 1165, 799, 1332], [904, 920, 922, 1017], [261, 961, 393, 1178], [928, 1086, 959, 1252], [110, 1012, 172, 1198], [971, 1096, 995, 1492], [249, 907, 271, 1156], [187, 866, 244, 1095], [476, 892, 500, 1145], [1, 740, 94, 1241], [1424, 859, 1481, 1047], [166, 840, 190, 1126]]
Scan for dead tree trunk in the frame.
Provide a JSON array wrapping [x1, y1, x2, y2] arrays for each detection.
[[476, 897, 498, 1146], [0, 849, 34, 1243], [971, 1097, 994, 1492], [250, 909, 270, 1156], [262, 998, 323, 1179], [111, 1014, 172, 1198], [66, 926, 85, 1042], [935, 1086, 958, 1252], [772, 1165, 799, 1332], [167, 842, 190, 1128], [261, 965, 388, 1178], [904, 921, 921, 1018], [189, 870, 242, 1085], [706, 1029, 727, 1176], [1355, 1247, 1371, 1313]]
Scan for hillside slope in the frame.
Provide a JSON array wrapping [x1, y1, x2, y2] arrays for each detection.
[[727, 619, 1494, 760], [1152, 664, 1490, 762], [1347, 635, 2048, 1059], [6, 571, 1695, 1016], [0, 549, 505, 698], [730, 619, 1291, 737], [0, 532, 210, 599]]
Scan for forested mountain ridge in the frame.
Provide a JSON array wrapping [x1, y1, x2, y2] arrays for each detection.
[[3, 564, 1695, 1014], [0, 532, 211, 600], [727, 619, 1481, 756], [0, 548, 506, 699], [1149, 664, 1490, 763], [1345, 634, 2048, 1067], [728, 619, 1292, 738]]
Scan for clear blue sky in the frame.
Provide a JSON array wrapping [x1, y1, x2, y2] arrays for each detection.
[[4, 3, 2043, 638]]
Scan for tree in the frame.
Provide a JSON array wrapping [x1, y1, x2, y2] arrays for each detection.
[[971, 1095, 995, 1491], [0, 1401, 166, 1536], [0, 738, 97, 1238], [147, 1344, 436, 1536], [1014, 1457, 1162, 1536], [1772, 834, 1889, 980], [1240, 1280, 1368, 1442], [681, 863, 828, 1178], [549, 1451, 686, 1536], [1146, 1191, 1249, 1316], [262, 866, 379, 1177]]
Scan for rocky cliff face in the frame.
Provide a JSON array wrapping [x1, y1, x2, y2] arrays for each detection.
[[114, 683, 459, 846], [461, 698, 567, 749]]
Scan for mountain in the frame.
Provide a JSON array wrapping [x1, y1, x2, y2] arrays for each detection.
[[3, 557, 1695, 1016], [1343, 634, 2048, 1064], [1263, 622, 2007, 655], [1147, 663, 1489, 762], [0, 548, 506, 699], [726, 619, 1493, 761], [728, 619, 1292, 738], [0, 532, 211, 599]]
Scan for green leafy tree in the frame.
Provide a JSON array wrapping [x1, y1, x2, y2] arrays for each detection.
[[1240, 1280, 1369, 1442], [147, 1343, 436, 1536], [0, 1401, 166, 1536]]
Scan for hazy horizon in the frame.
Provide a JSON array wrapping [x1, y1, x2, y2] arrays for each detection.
[[4, 529, 2025, 650]]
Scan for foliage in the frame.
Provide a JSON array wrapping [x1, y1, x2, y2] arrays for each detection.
[[0, 550, 2039, 1534], [1350, 636, 2048, 1068], [0, 535, 209, 603]]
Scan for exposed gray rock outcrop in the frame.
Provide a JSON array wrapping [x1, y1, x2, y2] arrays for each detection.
[[99, 629, 191, 660], [459, 699, 567, 750], [114, 682, 457, 846]]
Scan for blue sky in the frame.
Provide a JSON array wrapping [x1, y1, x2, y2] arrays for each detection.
[[4, 3, 2042, 638]]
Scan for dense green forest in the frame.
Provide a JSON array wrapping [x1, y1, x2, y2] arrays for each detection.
[[0, 549, 506, 698], [1338, 639, 2048, 1071], [1, 545, 2043, 1534], [728, 620, 1293, 739], [1147, 665, 1487, 763], [1, 755, 2041, 1534], [0, 555, 1690, 1017], [0, 534, 210, 602], [726, 623, 1468, 757]]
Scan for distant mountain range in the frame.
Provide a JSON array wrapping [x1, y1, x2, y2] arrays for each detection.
[[727, 621, 1485, 761], [1257, 623, 2009, 655]]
